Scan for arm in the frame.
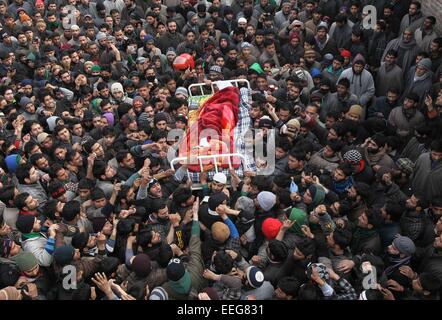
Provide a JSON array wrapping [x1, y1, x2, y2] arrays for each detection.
[[124, 236, 136, 266]]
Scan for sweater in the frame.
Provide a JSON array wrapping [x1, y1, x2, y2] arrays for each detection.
[[338, 68, 375, 109]]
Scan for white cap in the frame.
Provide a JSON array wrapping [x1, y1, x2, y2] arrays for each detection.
[[238, 17, 247, 24], [213, 172, 227, 184]]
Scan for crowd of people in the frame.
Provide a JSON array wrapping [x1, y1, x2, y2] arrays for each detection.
[[0, 0, 442, 301]]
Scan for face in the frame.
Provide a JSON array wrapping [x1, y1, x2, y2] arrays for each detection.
[[149, 182, 162, 197], [266, 44, 276, 55], [25, 195, 39, 210], [55, 147, 67, 160], [94, 197, 106, 209], [288, 155, 301, 170], [278, 109, 291, 122], [156, 120, 167, 131], [211, 181, 225, 193], [387, 243, 400, 255], [403, 31, 413, 42], [353, 63, 364, 74], [431, 150, 442, 162], [415, 65, 427, 77], [56, 168, 69, 181], [357, 212, 369, 228], [27, 166, 39, 184]]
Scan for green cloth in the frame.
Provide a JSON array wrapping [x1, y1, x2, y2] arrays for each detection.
[[312, 185, 326, 207], [169, 271, 191, 295], [288, 208, 308, 236], [250, 62, 264, 74], [22, 232, 42, 240]]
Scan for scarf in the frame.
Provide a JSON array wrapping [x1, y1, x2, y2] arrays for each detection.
[[385, 256, 411, 276], [398, 35, 417, 50], [315, 34, 330, 51], [332, 176, 354, 194], [413, 70, 431, 82]]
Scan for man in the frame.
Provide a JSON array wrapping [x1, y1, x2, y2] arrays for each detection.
[[156, 19, 185, 54], [376, 49, 404, 97], [259, 39, 281, 68], [338, 54, 375, 116], [120, 0, 144, 25], [115, 151, 136, 181], [415, 16, 438, 52], [146, 198, 173, 242], [314, 24, 338, 57], [412, 139, 442, 207], [329, 14, 353, 50], [399, 1, 425, 35], [14, 192, 39, 216], [382, 28, 420, 81], [15, 214, 57, 267], [402, 58, 434, 108], [321, 78, 359, 122], [15, 163, 48, 208], [369, 87, 401, 119]]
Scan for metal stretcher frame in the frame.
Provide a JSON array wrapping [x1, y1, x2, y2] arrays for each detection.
[[188, 79, 251, 97], [170, 153, 246, 187]]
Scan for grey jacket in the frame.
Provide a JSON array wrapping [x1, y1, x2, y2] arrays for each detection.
[[412, 152, 442, 206], [21, 235, 54, 267]]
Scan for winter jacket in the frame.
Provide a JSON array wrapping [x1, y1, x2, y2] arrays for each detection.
[[320, 92, 359, 122], [308, 148, 342, 173], [329, 22, 354, 49], [368, 96, 400, 119], [388, 106, 425, 138], [412, 152, 442, 206], [415, 27, 438, 52], [400, 137, 429, 163], [17, 182, 48, 208], [338, 68, 375, 109], [399, 12, 425, 35], [21, 234, 55, 267], [375, 63, 404, 97], [400, 210, 435, 248]]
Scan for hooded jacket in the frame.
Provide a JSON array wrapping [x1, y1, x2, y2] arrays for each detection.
[[382, 35, 420, 80], [337, 54, 375, 108]]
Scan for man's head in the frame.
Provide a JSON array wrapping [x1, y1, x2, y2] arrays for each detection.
[[14, 192, 38, 212]]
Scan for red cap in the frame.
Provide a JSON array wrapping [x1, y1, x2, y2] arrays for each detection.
[[340, 49, 351, 58], [262, 218, 283, 240]]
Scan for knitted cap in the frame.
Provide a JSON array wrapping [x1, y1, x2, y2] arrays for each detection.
[[343, 149, 362, 163], [111, 82, 124, 94], [347, 104, 363, 117], [211, 222, 230, 243], [417, 58, 432, 71], [149, 287, 169, 300], [257, 191, 276, 212], [14, 252, 38, 273], [5, 154, 21, 174], [245, 266, 264, 288], [262, 218, 282, 240], [175, 87, 189, 98], [131, 253, 152, 278], [213, 172, 227, 184], [393, 235, 416, 256], [166, 258, 185, 281], [19, 96, 33, 108], [37, 132, 50, 144]]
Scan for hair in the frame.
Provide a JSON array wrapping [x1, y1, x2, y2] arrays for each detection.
[[150, 198, 167, 214], [430, 139, 442, 153], [213, 250, 234, 274], [91, 188, 106, 201], [277, 276, 300, 297], [14, 192, 30, 210], [49, 163, 64, 179], [332, 228, 352, 249], [337, 162, 353, 177], [268, 240, 289, 262], [337, 78, 350, 89], [410, 1, 421, 10], [24, 141, 39, 155], [15, 162, 33, 184], [0, 185, 15, 204], [172, 187, 192, 206], [385, 49, 398, 58], [289, 149, 306, 162], [384, 201, 404, 222], [136, 228, 153, 248], [62, 200, 81, 221], [276, 136, 292, 152]]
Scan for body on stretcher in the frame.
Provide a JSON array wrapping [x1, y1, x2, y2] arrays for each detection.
[[174, 79, 252, 190]]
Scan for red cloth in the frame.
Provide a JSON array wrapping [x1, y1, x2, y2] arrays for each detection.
[[179, 86, 240, 172]]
